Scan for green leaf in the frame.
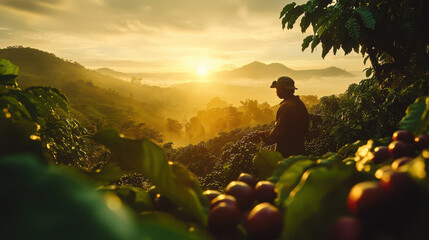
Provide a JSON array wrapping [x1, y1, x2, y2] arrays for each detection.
[[355, 7, 376, 30], [12, 91, 53, 121], [310, 35, 321, 52], [138, 212, 213, 240], [86, 162, 130, 183], [91, 129, 209, 225], [253, 150, 284, 179], [274, 157, 317, 206], [26, 87, 69, 113], [300, 15, 311, 32], [0, 59, 19, 76], [302, 35, 314, 51], [345, 18, 360, 39], [0, 95, 32, 120], [286, 6, 305, 29], [337, 140, 365, 160], [321, 38, 333, 58], [281, 165, 354, 240], [0, 154, 141, 240], [0, 59, 19, 85], [268, 155, 311, 183], [365, 67, 373, 77], [280, 2, 296, 19], [399, 96, 429, 136], [98, 185, 154, 212]]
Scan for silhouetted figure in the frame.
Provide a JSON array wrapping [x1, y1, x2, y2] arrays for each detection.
[[258, 76, 309, 158]]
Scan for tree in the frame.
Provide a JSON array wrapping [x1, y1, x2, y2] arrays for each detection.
[[280, 0, 429, 87], [166, 118, 183, 136]]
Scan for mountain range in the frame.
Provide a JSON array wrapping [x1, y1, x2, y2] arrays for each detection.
[[95, 61, 355, 84]]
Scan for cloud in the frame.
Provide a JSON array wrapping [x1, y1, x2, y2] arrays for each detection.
[[0, 0, 365, 73], [0, 0, 64, 14]]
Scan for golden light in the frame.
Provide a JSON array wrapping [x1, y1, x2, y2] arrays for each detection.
[[197, 65, 208, 76], [105, 193, 122, 211]]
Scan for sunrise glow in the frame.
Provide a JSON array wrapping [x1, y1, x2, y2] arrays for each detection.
[[197, 65, 208, 76]]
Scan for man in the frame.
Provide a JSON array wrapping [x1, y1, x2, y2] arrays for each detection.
[[258, 76, 309, 158]]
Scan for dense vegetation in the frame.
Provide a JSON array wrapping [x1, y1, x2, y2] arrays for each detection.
[[2, 1, 429, 239]]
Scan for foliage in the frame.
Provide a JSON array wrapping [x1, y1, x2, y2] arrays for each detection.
[[280, 0, 429, 87], [307, 76, 429, 153], [0, 153, 211, 240], [253, 150, 284, 179], [91, 129, 209, 225], [183, 99, 275, 144], [0, 58, 95, 167], [399, 96, 429, 135]]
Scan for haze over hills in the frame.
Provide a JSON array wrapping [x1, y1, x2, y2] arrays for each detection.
[[0, 46, 365, 145], [95, 61, 356, 87]]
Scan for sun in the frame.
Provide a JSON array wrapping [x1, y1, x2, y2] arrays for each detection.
[[197, 65, 208, 76]]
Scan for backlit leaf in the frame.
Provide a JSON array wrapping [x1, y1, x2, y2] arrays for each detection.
[[91, 129, 209, 225], [275, 157, 317, 206], [281, 165, 354, 240], [253, 150, 284, 179], [399, 96, 429, 136]]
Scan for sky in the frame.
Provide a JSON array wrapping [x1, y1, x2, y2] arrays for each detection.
[[0, 0, 367, 74]]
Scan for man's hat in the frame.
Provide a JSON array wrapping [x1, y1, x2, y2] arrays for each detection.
[[270, 76, 297, 90]]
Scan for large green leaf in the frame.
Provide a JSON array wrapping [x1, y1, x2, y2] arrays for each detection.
[[280, 2, 296, 19], [355, 7, 375, 30], [345, 17, 360, 39], [91, 129, 209, 225], [0, 154, 141, 240], [274, 157, 317, 206], [1, 153, 209, 240], [399, 96, 429, 136], [87, 162, 130, 183], [281, 165, 354, 240], [253, 150, 284, 179], [302, 35, 314, 51], [138, 212, 213, 240], [0, 59, 19, 85], [26, 87, 69, 113], [11, 90, 53, 121], [268, 155, 311, 183]]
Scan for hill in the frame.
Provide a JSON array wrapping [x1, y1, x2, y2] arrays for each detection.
[[0, 46, 363, 145], [210, 61, 354, 81], [97, 61, 355, 86], [0, 46, 166, 132]]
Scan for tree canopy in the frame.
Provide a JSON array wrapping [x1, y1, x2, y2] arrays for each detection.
[[280, 0, 429, 87]]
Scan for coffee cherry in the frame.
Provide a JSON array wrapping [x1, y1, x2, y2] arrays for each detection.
[[147, 185, 158, 201], [203, 190, 221, 202], [210, 194, 238, 208], [370, 146, 390, 164], [208, 202, 240, 232], [380, 171, 416, 196], [328, 216, 363, 240], [347, 181, 388, 215], [245, 203, 283, 240], [388, 141, 414, 159], [392, 130, 415, 144], [391, 157, 413, 171], [415, 135, 429, 151], [254, 181, 277, 203], [238, 173, 257, 188], [225, 181, 256, 210]]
